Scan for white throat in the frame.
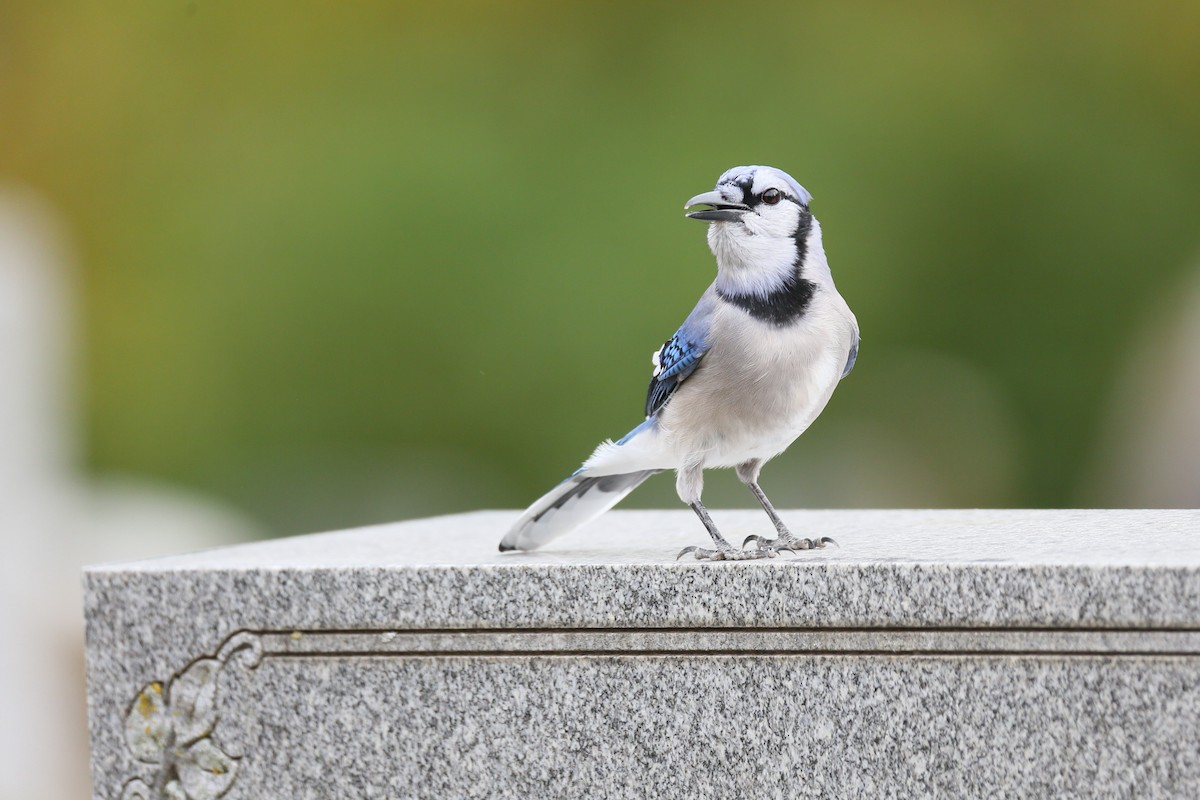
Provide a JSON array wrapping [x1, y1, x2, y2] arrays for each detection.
[[708, 214, 833, 298]]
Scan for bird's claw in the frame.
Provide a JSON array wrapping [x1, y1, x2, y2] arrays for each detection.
[[742, 533, 838, 553], [741, 534, 771, 549], [675, 544, 776, 561]]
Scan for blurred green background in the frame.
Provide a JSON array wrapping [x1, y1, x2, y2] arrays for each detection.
[[3, 0, 1198, 536]]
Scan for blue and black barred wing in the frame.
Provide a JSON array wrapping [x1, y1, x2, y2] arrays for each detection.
[[644, 330, 708, 418]]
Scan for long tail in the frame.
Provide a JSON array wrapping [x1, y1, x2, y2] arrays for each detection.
[[499, 469, 658, 552]]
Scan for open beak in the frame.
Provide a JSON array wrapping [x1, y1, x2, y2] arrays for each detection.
[[684, 190, 749, 222]]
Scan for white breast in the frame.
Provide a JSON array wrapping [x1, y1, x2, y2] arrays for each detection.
[[659, 289, 856, 468]]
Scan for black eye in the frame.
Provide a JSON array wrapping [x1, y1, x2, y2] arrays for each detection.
[[762, 188, 782, 205]]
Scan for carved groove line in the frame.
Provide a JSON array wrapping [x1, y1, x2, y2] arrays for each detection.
[[264, 628, 1200, 657]]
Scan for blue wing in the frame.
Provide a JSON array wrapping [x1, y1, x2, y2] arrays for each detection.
[[644, 298, 714, 418]]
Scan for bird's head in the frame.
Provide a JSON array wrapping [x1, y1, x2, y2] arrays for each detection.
[[685, 165, 823, 289], [685, 165, 811, 233]]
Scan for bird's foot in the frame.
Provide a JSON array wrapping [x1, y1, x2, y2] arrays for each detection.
[[675, 543, 775, 561], [743, 531, 838, 555]]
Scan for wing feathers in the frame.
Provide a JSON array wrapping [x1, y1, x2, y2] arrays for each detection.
[[644, 332, 706, 417]]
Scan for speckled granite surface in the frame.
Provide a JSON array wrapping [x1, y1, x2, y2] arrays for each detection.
[[85, 509, 1200, 799]]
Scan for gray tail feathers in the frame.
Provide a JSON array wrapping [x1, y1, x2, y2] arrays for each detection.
[[499, 470, 658, 552]]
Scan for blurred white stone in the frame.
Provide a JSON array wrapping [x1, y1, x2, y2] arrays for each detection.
[[1086, 263, 1200, 506], [0, 189, 75, 495], [0, 189, 259, 800]]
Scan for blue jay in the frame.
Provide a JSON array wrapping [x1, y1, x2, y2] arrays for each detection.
[[500, 166, 859, 560]]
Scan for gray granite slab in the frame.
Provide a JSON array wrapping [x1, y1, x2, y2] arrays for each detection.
[[84, 509, 1200, 799]]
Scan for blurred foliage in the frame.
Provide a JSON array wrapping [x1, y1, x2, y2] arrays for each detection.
[[1, 1, 1198, 534]]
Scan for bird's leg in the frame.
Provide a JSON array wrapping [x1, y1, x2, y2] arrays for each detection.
[[674, 463, 771, 561], [676, 500, 772, 561], [742, 482, 836, 552], [736, 462, 836, 554], [691, 500, 733, 548]]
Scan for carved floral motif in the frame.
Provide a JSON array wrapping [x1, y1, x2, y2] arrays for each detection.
[[120, 632, 262, 800]]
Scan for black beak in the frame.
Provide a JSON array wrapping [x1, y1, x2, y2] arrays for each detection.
[[684, 190, 748, 222]]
